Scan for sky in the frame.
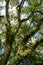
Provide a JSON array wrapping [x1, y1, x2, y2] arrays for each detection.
[[0, 1, 28, 16], [0, 1, 6, 16]]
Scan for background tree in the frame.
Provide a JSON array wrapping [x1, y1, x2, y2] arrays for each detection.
[[0, 0, 43, 65]]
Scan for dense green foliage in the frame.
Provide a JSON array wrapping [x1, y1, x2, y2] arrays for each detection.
[[0, 0, 43, 65]]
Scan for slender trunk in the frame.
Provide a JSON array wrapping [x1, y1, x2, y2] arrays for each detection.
[[0, 44, 11, 65]]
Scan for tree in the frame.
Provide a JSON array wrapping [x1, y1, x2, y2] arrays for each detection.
[[0, 0, 43, 65]]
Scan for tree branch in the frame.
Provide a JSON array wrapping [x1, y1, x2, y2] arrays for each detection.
[[13, 0, 25, 37], [17, 0, 25, 9], [35, 10, 43, 15], [0, 0, 13, 65], [17, 36, 43, 64], [21, 9, 43, 23], [21, 17, 43, 45], [9, 37, 43, 65], [21, 13, 33, 22]]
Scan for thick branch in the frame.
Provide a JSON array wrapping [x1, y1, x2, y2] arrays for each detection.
[[17, 37, 43, 64], [0, 0, 13, 65], [21, 17, 43, 45], [9, 37, 43, 65], [0, 44, 11, 65]]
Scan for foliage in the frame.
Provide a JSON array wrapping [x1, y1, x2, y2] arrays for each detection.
[[0, 0, 43, 65]]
